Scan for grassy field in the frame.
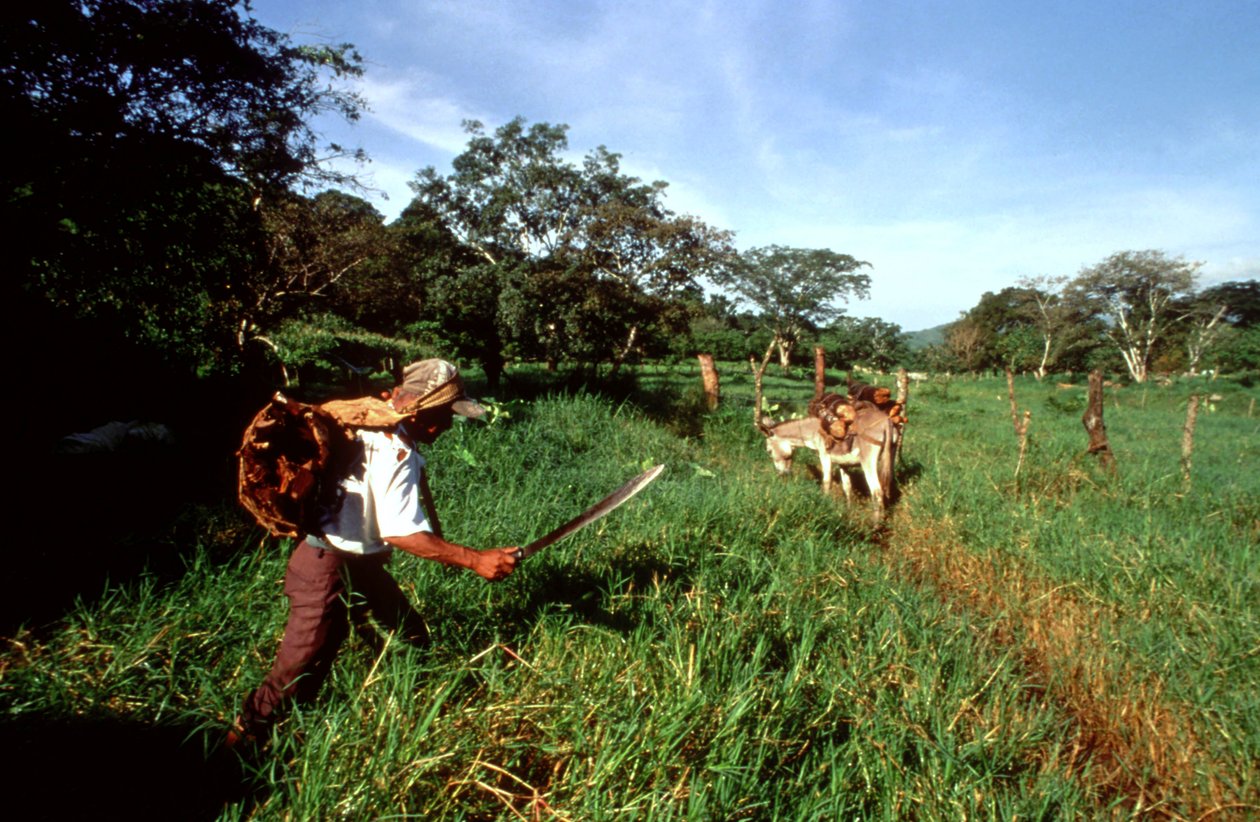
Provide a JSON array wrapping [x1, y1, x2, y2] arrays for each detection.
[[1, 363, 1256, 819]]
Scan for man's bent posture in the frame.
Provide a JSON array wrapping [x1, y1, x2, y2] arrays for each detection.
[[232, 359, 517, 744]]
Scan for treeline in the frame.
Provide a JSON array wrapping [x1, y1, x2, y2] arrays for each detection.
[[8, 1, 1257, 452], [934, 262, 1259, 382]]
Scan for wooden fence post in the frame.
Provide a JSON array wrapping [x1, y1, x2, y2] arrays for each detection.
[[1181, 394, 1200, 490], [698, 354, 720, 411], [1006, 367, 1021, 436], [1082, 370, 1116, 471], [813, 346, 827, 400], [750, 338, 775, 431]]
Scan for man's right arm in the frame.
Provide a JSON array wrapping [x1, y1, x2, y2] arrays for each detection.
[[384, 531, 518, 582]]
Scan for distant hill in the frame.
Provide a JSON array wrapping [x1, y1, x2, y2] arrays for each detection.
[[905, 323, 948, 350]]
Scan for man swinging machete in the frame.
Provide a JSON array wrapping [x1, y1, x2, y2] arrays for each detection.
[[229, 359, 662, 749]]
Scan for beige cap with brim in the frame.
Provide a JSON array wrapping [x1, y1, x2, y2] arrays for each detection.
[[398, 359, 486, 418]]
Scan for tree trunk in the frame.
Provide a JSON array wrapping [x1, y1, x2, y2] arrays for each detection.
[[777, 337, 793, 371], [607, 324, 639, 377], [896, 368, 908, 406], [698, 353, 720, 410], [751, 338, 776, 431], [483, 354, 505, 391], [1181, 394, 1200, 490], [1082, 370, 1116, 471], [813, 346, 827, 400]]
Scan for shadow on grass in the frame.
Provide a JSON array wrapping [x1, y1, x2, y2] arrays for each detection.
[[0, 715, 267, 821], [6, 437, 250, 639], [505, 543, 690, 634]]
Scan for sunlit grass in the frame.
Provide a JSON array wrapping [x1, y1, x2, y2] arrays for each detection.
[[1, 365, 1255, 818]]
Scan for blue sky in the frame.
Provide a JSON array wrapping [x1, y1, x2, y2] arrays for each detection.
[[253, 0, 1259, 331]]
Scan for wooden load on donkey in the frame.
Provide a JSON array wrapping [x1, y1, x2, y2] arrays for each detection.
[[846, 377, 907, 431]]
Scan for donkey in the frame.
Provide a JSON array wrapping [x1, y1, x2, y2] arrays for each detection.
[[760, 401, 898, 520]]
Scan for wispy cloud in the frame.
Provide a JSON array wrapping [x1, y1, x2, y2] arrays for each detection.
[[358, 76, 484, 154]]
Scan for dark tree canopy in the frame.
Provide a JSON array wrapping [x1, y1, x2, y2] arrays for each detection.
[[4, 0, 367, 388]]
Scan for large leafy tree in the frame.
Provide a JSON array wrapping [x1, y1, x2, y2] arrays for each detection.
[[251, 191, 391, 342], [1067, 250, 1202, 382], [820, 316, 910, 372], [410, 118, 733, 380], [1175, 279, 1260, 374], [560, 147, 735, 372], [948, 279, 1096, 377], [4, 0, 366, 380], [715, 245, 871, 368]]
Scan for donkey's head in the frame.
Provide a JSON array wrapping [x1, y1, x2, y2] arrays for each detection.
[[764, 434, 795, 475]]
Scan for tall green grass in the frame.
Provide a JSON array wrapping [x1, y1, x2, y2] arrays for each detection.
[[1, 368, 1254, 818]]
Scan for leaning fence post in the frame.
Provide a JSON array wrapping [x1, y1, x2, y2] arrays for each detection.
[[1181, 393, 1200, 491], [1006, 367, 1021, 436], [698, 353, 720, 410], [1006, 367, 1032, 479]]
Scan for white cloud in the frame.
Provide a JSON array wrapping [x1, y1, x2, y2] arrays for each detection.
[[359, 76, 483, 154]]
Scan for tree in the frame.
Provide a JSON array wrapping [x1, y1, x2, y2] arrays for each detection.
[[715, 245, 871, 368], [820, 316, 910, 372], [5, 0, 367, 378], [1198, 280, 1260, 328], [244, 191, 393, 359], [564, 148, 735, 372], [409, 118, 734, 380], [1067, 250, 1202, 383], [1016, 275, 1075, 379], [1179, 280, 1260, 374], [945, 318, 987, 374]]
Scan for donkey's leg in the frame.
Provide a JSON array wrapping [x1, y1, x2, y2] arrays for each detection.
[[818, 447, 832, 494], [863, 449, 886, 523], [839, 468, 854, 504]]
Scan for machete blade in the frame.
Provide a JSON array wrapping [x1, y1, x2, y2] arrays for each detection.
[[514, 464, 665, 561]]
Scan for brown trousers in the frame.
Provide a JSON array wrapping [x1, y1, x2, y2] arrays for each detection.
[[240, 541, 428, 734]]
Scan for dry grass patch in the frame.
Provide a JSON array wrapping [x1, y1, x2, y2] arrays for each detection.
[[878, 509, 1256, 820]]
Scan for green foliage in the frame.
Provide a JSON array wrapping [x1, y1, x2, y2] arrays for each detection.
[[1068, 250, 1203, 382], [1043, 389, 1085, 415], [712, 245, 871, 366], [407, 118, 734, 379], [6, 0, 368, 384], [268, 313, 437, 386], [817, 315, 911, 371]]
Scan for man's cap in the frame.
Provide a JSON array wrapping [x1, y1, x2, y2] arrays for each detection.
[[398, 359, 486, 418]]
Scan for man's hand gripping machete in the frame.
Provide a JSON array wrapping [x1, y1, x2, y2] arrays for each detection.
[[513, 464, 665, 561]]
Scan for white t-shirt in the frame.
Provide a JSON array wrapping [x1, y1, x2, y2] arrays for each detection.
[[307, 427, 431, 555]]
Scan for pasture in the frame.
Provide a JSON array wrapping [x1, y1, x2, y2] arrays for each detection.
[[1, 364, 1256, 819]]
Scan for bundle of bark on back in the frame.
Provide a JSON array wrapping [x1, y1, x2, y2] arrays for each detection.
[[237, 394, 408, 539], [847, 379, 907, 428]]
